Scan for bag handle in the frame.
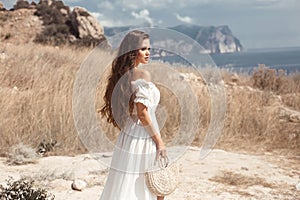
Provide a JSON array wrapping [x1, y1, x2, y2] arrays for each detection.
[[158, 156, 169, 169]]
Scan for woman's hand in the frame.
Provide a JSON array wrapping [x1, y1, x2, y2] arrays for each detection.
[[156, 144, 167, 160]]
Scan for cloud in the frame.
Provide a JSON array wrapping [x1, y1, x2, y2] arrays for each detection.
[[120, 0, 173, 9], [90, 12, 103, 19], [97, 1, 115, 10], [131, 9, 154, 26], [61, 0, 82, 2], [93, 14, 125, 27], [98, 19, 125, 27], [175, 13, 193, 23]]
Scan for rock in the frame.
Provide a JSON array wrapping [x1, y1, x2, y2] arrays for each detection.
[[60, 8, 68, 16], [290, 113, 300, 123], [275, 106, 300, 123], [12, 86, 19, 94], [0, 2, 5, 11], [68, 34, 77, 43], [70, 7, 104, 40], [227, 82, 236, 86], [179, 73, 200, 82], [296, 183, 300, 191], [40, 0, 53, 6], [241, 167, 249, 171], [71, 179, 87, 191], [231, 73, 239, 82], [0, 52, 7, 62], [102, 153, 113, 158]]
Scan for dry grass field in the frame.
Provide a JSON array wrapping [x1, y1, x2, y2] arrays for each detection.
[[0, 42, 299, 157]]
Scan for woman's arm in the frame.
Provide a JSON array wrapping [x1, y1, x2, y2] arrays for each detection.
[[136, 102, 166, 158]]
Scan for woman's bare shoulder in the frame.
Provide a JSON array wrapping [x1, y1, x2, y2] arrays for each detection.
[[132, 68, 151, 82]]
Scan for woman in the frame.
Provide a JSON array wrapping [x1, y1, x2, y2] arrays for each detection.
[[99, 30, 166, 200]]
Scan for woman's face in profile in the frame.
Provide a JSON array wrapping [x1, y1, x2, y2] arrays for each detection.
[[135, 39, 151, 66]]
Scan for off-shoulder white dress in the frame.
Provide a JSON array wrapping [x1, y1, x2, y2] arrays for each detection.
[[100, 79, 161, 200]]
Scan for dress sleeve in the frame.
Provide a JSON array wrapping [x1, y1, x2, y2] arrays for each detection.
[[131, 79, 152, 108]]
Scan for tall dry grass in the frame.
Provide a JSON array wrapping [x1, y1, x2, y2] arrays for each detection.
[[0, 43, 89, 155], [0, 43, 299, 156], [219, 68, 300, 153]]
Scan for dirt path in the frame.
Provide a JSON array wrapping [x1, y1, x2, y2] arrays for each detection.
[[0, 147, 299, 200]]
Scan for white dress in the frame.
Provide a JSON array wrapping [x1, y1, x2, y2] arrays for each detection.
[[100, 78, 161, 200]]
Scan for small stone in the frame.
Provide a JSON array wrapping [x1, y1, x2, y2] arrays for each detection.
[[68, 35, 77, 43], [231, 73, 239, 82], [0, 52, 7, 61], [289, 113, 300, 123], [102, 153, 112, 158], [296, 183, 300, 191], [71, 180, 87, 191], [241, 167, 248, 171]]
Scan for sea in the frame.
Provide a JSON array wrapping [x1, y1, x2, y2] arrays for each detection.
[[151, 47, 300, 74]]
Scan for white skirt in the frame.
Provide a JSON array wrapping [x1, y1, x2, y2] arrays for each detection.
[[100, 120, 157, 200]]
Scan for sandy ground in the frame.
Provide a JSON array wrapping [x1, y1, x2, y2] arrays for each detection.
[[0, 147, 299, 200]]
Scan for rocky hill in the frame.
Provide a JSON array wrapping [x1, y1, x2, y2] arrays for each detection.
[[105, 24, 243, 54], [0, 0, 108, 47]]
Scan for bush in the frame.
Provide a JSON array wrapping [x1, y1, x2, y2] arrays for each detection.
[[251, 66, 300, 94], [7, 143, 39, 165], [252, 66, 277, 91], [251, 66, 293, 94], [36, 140, 57, 156], [0, 177, 54, 200], [72, 36, 106, 48], [35, 2, 69, 25], [35, 24, 70, 46], [13, 0, 30, 10], [0, 13, 10, 22], [34, 0, 71, 46]]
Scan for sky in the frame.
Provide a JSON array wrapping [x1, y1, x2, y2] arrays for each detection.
[[2, 0, 300, 49]]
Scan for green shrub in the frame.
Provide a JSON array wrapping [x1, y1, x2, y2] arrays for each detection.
[[0, 177, 54, 200]]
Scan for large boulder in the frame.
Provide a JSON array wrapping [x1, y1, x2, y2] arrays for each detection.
[[70, 7, 104, 40]]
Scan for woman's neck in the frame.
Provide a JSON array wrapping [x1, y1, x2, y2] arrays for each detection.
[[134, 63, 141, 68]]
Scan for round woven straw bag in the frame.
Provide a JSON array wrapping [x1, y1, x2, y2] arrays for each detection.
[[145, 156, 179, 196]]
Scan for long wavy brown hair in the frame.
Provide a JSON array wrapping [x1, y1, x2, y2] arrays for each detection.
[[100, 30, 149, 129]]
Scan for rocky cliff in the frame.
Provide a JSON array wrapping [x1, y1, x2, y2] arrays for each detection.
[[105, 25, 243, 54], [170, 25, 243, 54]]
